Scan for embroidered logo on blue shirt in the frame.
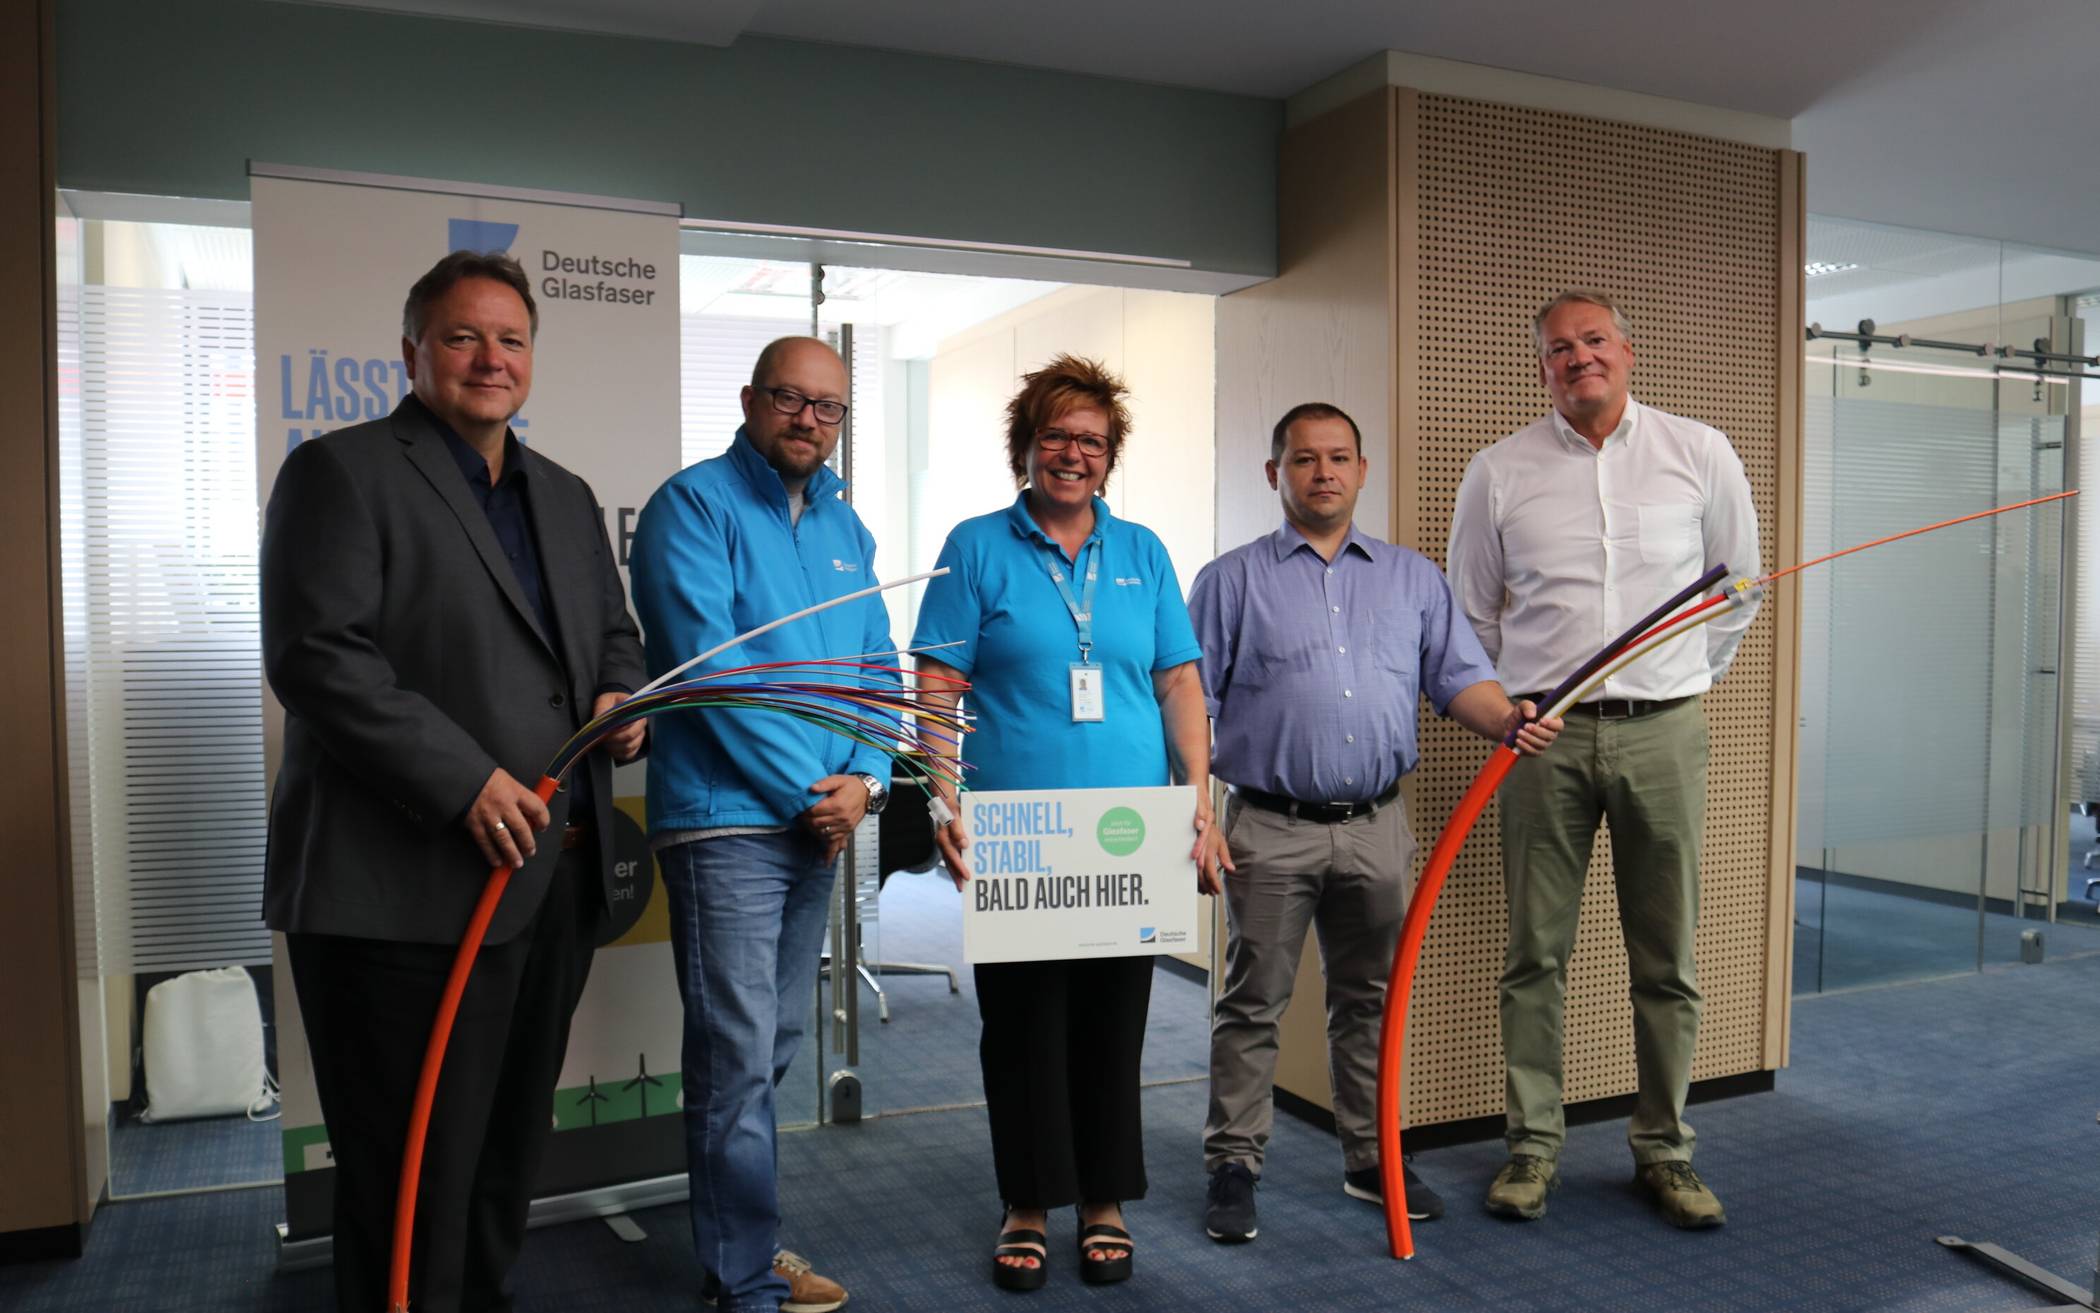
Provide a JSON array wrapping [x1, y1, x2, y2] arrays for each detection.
[[1115, 576, 1144, 586], [832, 559, 860, 572]]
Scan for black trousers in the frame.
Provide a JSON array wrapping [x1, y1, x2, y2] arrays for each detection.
[[975, 955, 1153, 1209], [287, 847, 601, 1313]]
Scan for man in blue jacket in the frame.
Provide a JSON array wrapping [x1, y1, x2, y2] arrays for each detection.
[[631, 336, 893, 1313]]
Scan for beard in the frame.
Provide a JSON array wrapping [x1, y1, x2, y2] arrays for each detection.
[[761, 425, 832, 480]]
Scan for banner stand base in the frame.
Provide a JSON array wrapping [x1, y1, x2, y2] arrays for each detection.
[[274, 1173, 691, 1271]]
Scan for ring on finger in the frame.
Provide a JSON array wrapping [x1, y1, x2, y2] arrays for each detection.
[[493, 820, 509, 832]]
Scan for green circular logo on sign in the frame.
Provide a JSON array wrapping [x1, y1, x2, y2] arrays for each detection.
[[1097, 807, 1146, 856]]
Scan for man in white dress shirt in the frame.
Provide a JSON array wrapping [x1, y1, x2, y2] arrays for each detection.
[[1446, 290, 1761, 1229]]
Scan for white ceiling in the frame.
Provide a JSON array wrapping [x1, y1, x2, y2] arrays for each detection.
[[279, 0, 2100, 258], [678, 254, 1063, 357], [1805, 215, 2100, 332]]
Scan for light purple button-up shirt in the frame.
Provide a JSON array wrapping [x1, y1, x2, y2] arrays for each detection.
[[1188, 522, 1499, 805]]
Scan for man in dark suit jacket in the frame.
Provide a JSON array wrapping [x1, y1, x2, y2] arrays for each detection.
[[261, 250, 646, 1313]]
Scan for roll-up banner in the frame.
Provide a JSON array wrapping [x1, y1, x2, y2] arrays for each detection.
[[251, 164, 689, 1244]]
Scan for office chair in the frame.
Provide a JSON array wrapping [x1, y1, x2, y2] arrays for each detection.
[[824, 773, 960, 1022]]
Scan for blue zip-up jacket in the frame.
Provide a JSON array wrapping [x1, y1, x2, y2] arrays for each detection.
[[630, 428, 895, 833]]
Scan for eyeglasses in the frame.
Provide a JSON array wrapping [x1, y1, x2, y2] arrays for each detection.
[[758, 385, 849, 426], [1035, 429, 1110, 457]]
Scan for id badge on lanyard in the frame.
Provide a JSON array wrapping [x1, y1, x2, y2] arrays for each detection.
[[1069, 662, 1104, 722], [1047, 541, 1104, 724]]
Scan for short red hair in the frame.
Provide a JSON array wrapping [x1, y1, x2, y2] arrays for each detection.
[[1003, 354, 1132, 489]]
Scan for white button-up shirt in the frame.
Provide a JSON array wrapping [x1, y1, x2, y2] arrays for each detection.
[[1445, 398, 1762, 702]]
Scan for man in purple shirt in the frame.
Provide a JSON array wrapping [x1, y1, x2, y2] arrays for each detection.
[[1190, 402, 1560, 1244]]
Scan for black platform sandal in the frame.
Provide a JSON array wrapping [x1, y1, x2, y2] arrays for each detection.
[[1076, 1223, 1133, 1285], [992, 1220, 1048, 1293]]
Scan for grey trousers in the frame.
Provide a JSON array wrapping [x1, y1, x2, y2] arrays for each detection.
[[1204, 790, 1417, 1176], [1498, 695, 1708, 1166]]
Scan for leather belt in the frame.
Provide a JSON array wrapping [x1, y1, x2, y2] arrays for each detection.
[[1233, 782, 1400, 824], [560, 823, 590, 851], [1534, 694, 1693, 721]]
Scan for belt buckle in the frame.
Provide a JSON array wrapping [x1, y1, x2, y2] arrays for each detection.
[[1597, 699, 1633, 720]]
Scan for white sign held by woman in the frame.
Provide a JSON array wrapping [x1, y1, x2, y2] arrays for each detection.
[[961, 786, 1199, 963]]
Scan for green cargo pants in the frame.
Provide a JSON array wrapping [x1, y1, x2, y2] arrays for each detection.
[[1497, 695, 1707, 1165]]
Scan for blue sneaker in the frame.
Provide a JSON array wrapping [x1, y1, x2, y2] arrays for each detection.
[[1344, 1161, 1445, 1220], [1205, 1162, 1258, 1242]]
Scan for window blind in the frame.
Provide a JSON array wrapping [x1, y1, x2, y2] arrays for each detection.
[[65, 285, 270, 973]]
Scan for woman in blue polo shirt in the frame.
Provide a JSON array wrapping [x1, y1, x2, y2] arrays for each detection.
[[912, 355, 1220, 1293]]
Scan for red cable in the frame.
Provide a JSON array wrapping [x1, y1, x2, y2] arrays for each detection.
[[1375, 746, 1519, 1259], [387, 774, 559, 1313], [1622, 592, 1731, 651], [1762, 489, 2074, 588]]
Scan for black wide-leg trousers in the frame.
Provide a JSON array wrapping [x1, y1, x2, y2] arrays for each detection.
[[975, 955, 1154, 1210]]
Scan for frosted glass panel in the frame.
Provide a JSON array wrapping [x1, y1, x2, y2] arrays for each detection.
[[1813, 393, 1996, 846], [1797, 352, 2068, 992]]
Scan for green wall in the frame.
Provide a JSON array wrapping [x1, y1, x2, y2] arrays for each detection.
[[57, 0, 1280, 276]]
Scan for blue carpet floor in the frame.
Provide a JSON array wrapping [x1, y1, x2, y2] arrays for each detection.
[[106, 1109, 282, 1197], [8, 953, 2096, 1312]]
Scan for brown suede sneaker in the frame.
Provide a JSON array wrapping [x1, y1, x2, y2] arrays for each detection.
[[1484, 1154, 1558, 1220], [1634, 1160, 1727, 1229], [774, 1249, 849, 1313]]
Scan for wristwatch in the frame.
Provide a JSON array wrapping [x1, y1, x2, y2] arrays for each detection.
[[855, 772, 890, 815]]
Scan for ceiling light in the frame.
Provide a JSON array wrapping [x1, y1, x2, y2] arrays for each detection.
[[1804, 261, 1860, 278]]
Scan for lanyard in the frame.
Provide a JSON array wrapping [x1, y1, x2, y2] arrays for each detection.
[[1043, 539, 1099, 662]]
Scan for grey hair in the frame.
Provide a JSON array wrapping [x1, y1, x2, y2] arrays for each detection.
[[1533, 290, 1631, 351]]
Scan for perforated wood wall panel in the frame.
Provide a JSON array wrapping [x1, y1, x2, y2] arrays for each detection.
[[1397, 92, 1793, 1126]]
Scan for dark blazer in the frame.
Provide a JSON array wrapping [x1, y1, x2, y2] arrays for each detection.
[[261, 396, 646, 946]]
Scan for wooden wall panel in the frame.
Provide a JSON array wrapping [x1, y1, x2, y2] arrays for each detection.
[[1215, 91, 1394, 549], [1395, 94, 1797, 1124], [0, 0, 95, 1247]]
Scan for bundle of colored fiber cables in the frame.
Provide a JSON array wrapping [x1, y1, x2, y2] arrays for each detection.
[[542, 652, 969, 800], [386, 572, 966, 1312], [1372, 491, 2076, 1261]]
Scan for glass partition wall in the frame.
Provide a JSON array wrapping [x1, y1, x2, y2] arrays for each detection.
[[1796, 217, 2100, 991]]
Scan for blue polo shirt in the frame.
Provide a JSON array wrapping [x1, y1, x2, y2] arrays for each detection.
[[912, 494, 1202, 793]]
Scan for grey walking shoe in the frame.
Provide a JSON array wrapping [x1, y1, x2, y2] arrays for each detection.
[[1634, 1160, 1727, 1229], [1484, 1153, 1558, 1220]]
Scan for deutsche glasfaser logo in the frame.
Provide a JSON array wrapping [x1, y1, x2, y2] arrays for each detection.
[[449, 219, 520, 254], [1138, 927, 1158, 944], [1097, 807, 1145, 857]]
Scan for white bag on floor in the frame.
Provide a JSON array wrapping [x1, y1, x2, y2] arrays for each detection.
[[139, 966, 274, 1123]]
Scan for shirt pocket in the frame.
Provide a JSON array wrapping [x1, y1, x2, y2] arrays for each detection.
[[1636, 503, 1700, 567], [1372, 608, 1422, 678]]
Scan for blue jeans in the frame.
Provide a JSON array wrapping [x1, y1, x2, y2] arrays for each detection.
[[659, 832, 836, 1313]]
